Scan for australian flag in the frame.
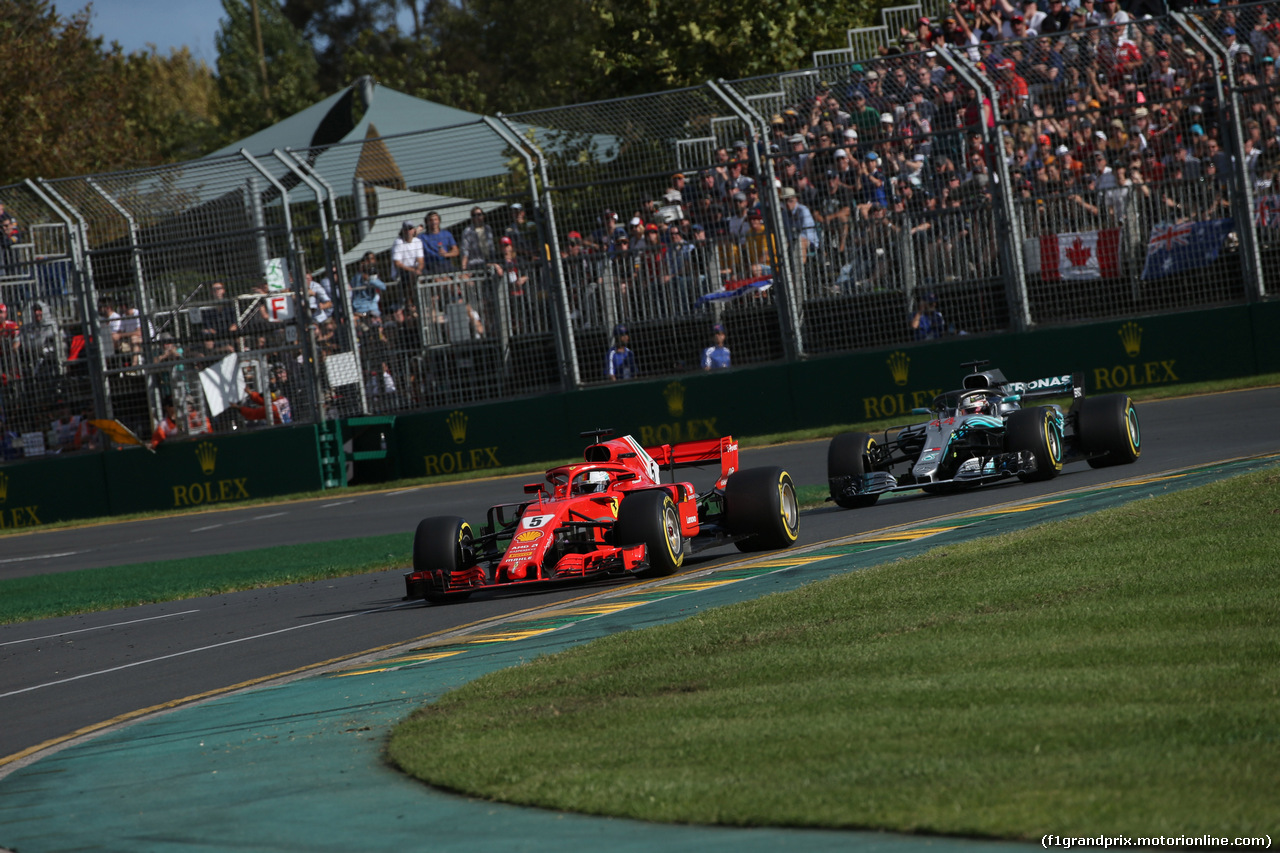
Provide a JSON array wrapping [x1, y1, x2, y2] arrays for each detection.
[[1141, 218, 1233, 281], [695, 275, 773, 305]]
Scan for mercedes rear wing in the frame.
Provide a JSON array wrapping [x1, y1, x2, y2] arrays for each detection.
[[1004, 373, 1084, 402]]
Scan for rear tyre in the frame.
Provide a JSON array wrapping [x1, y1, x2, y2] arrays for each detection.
[[726, 466, 800, 553], [413, 516, 475, 603], [827, 432, 880, 509], [616, 490, 684, 578], [1006, 407, 1063, 483], [1077, 394, 1141, 468]]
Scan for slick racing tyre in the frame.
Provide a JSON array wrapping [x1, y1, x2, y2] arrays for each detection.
[[1006, 406, 1064, 483], [413, 516, 475, 603], [725, 466, 800, 553], [1077, 393, 1141, 469], [827, 432, 880, 509], [616, 490, 684, 578]]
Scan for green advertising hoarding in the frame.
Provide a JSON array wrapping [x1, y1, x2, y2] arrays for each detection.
[[393, 396, 578, 481], [3, 302, 1275, 530], [788, 307, 1261, 427], [0, 453, 110, 530], [99, 425, 325, 515]]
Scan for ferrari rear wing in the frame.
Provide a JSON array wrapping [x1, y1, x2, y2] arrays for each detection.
[[644, 436, 740, 489]]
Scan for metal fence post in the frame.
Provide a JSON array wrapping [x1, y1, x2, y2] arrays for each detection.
[[942, 45, 1032, 332], [28, 179, 110, 421], [239, 150, 328, 421], [1177, 11, 1266, 301], [283, 147, 363, 409], [712, 79, 804, 359], [491, 115, 582, 389], [84, 177, 164, 421]]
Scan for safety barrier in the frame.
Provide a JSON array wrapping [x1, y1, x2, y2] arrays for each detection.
[[0, 299, 1273, 529], [1, 1, 1277, 491]]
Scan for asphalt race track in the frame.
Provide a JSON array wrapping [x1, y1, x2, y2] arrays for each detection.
[[2, 386, 1278, 766]]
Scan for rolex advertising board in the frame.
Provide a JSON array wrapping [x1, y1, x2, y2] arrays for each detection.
[[99, 425, 324, 515], [392, 396, 579, 480], [788, 306, 1260, 427], [1249, 299, 1280, 374], [562, 365, 800, 449], [0, 454, 110, 530], [1, 303, 1272, 530]]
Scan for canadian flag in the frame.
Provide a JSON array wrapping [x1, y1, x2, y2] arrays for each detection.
[[1026, 230, 1121, 280]]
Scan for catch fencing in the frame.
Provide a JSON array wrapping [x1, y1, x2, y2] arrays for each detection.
[[1, 1, 1275, 464]]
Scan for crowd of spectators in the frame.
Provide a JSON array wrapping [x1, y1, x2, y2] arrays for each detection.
[[542, 0, 1279, 337], [4, 0, 1277, 451]]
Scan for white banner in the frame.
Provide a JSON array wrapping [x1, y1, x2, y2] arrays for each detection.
[[199, 353, 245, 419], [265, 257, 288, 292]]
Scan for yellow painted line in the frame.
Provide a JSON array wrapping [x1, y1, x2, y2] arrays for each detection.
[[858, 526, 961, 542], [649, 580, 741, 593], [552, 602, 643, 617], [733, 555, 839, 568], [0, 651, 368, 768], [332, 650, 465, 677], [468, 629, 561, 644], [1115, 474, 1187, 486], [992, 499, 1065, 512]]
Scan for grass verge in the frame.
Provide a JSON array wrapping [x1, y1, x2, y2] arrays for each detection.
[[387, 465, 1280, 838]]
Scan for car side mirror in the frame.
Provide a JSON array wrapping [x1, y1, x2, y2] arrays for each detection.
[[911, 407, 931, 415], [615, 472, 638, 482], [523, 482, 546, 496]]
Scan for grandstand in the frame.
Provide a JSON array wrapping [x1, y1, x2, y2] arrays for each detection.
[[0, 0, 1275, 459]]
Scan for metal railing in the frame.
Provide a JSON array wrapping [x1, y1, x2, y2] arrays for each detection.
[[1, 2, 1274, 464]]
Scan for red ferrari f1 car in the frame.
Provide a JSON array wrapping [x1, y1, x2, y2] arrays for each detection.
[[404, 429, 800, 603]]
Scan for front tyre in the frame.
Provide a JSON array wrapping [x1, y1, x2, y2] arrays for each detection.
[[726, 466, 800, 552], [1077, 394, 1141, 468], [616, 490, 684, 578], [827, 432, 880, 509], [413, 516, 475, 603], [1006, 407, 1063, 483]]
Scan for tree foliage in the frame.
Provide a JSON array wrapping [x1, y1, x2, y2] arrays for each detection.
[[582, 0, 867, 96], [215, 0, 322, 140], [0, 0, 879, 186], [281, 0, 402, 94], [122, 48, 223, 164], [292, 0, 876, 115], [415, 0, 873, 114], [0, 0, 150, 183]]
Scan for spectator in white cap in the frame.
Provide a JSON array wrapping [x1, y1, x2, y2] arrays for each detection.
[[878, 112, 896, 142], [780, 186, 820, 268], [391, 219, 424, 293], [834, 148, 859, 189]]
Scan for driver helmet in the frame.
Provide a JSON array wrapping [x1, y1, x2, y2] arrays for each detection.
[[575, 470, 611, 495], [960, 394, 990, 415]]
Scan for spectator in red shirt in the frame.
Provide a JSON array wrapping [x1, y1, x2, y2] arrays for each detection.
[[149, 398, 180, 449], [995, 59, 1029, 118], [1138, 148, 1166, 183]]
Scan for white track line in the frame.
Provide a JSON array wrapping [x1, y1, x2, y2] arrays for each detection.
[[0, 603, 412, 699], [0, 551, 82, 565], [0, 610, 201, 648]]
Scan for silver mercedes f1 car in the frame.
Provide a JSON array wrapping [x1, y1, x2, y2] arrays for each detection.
[[828, 360, 1141, 508]]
